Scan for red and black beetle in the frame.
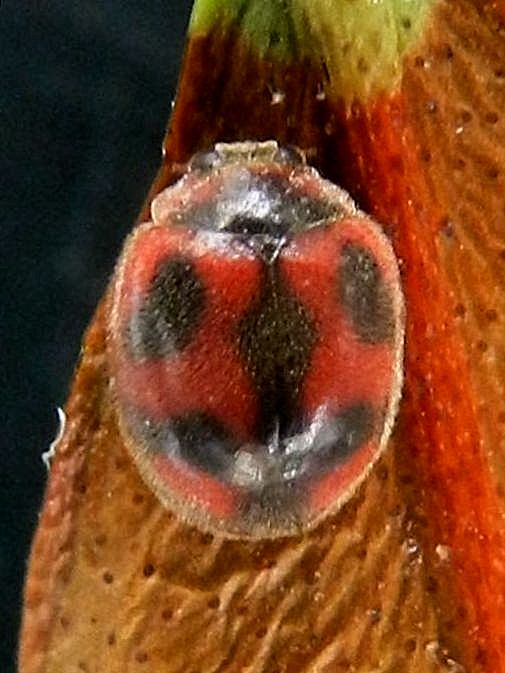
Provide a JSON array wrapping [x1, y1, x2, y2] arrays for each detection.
[[108, 141, 404, 537]]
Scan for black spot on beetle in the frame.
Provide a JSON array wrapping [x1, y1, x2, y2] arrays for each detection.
[[136, 411, 237, 477], [127, 257, 205, 358], [238, 266, 317, 443], [339, 243, 394, 343], [172, 413, 237, 474], [311, 402, 376, 470]]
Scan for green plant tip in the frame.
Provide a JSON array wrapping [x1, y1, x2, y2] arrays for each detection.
[[189, 0, 434, 100]]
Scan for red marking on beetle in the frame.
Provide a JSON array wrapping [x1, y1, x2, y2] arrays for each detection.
[[153, 455, 236, 519]]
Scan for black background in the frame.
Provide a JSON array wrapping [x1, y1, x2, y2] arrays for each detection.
[[1, 2, 193, 669]]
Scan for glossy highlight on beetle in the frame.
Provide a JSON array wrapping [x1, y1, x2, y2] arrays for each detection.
[[108, 141, 404, 537]]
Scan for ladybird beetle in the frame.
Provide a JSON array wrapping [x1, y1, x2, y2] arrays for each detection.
[[108, 141, 404, 538]]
